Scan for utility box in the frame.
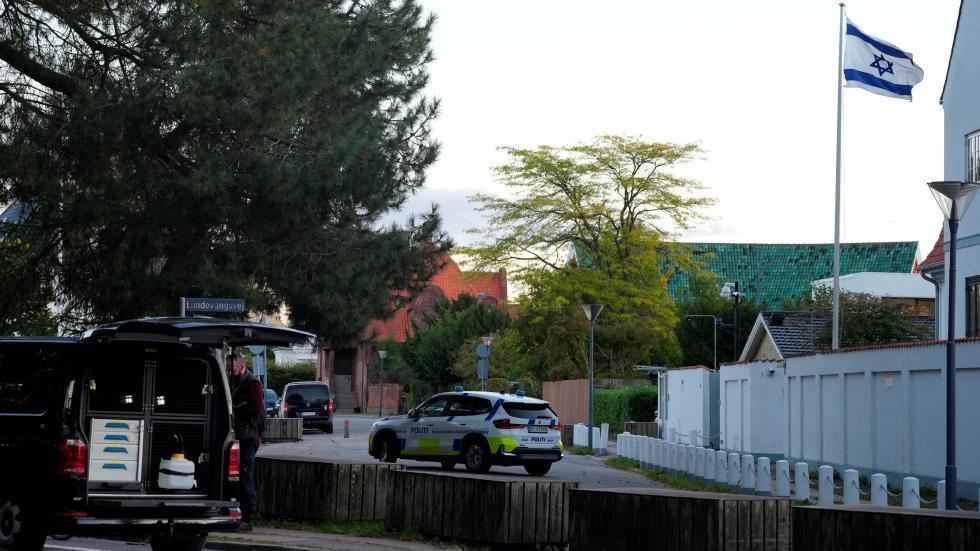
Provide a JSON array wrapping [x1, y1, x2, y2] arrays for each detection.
[[660, 366, 719, 448]]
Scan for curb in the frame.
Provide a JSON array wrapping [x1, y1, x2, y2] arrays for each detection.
[[208, 539, 315, 551]]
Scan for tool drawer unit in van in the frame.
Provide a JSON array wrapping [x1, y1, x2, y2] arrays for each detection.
[[89, 418, 145, 482]]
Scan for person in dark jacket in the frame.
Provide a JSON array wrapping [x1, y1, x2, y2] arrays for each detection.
[[227, 352, 265, 532]]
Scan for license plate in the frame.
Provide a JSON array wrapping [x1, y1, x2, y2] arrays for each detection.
[[527, 426, 548, 433], [300, 412, 317, 417]]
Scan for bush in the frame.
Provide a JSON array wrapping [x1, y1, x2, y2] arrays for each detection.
[[266, 363, 318, 395], [593, 385, 657, 433]]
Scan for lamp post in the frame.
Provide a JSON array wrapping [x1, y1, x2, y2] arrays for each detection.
[[481, 336, 495, 391], [581, 304, 604, 450], [928, 180, 980, 510], [684, 315, 721, 369], [720, 282, 744, 362], [377, 350, 388, 417]]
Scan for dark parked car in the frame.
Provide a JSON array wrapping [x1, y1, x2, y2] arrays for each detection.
[[0, 318, 313, 551], [281, 381, 333, 433], [264, 389, 280, 417]]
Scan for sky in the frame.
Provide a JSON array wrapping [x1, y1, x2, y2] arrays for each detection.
[[387, 0, 963, 260]]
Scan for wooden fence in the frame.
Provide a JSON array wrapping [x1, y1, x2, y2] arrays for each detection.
[[385, 469, 577, 545], [568, 487, 792, 551], [256, 457, 403, 521], [622, 421, 660, 438], [263, 418, 303, 442], [793, 504, 980, 551]]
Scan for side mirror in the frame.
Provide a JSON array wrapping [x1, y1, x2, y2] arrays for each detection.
[[408, 408, 417, 418]]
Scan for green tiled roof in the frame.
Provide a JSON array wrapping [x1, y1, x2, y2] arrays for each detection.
[[668, 242, 918, 308]]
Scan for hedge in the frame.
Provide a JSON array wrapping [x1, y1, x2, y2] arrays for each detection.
[[265, 363, 318, 395], [593, 385, 657, 433]]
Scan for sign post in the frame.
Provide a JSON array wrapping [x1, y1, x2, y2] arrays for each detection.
[[475, 342, 490, 391]]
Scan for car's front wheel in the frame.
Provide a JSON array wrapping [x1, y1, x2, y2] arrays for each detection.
[[0, 496, 45, 551], [523, 462, 552, 476], [463, 440, 491, 473], [377, 434, 398, 463], [149, 533, 207, 551]]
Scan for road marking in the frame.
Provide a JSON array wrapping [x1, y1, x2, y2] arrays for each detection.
[[47, 545, 112, 551]]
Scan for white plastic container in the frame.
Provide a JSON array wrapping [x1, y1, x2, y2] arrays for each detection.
[[158, 455, 196, 490]]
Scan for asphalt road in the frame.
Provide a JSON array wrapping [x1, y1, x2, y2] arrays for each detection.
[[259, 413, 662, 490]]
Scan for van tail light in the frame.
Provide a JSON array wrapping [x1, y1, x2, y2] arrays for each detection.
[[57, 438, 87, 476], [326, 400, 334, 413], [228, 441, 240, 481], [556, 421, 562, 430], [493, 419, 515, 430], [282, 401, 289, 414]]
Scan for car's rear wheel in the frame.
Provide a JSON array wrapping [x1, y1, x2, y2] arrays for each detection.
[[377, 434, 398, 463], [149, 533, 207, 551], [523, 462, 552, 476], [463, 440, 491, 473], [440, 459, 456, 471], [0, 497, 44, 551], [321, 423, 334, 434]]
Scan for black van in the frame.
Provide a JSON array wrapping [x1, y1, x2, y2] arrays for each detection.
[[0, 318, 313, 551]]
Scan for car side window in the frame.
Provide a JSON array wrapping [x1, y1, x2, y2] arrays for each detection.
[[447, 397, 473, 417], [416, 397, 449, 418], [0, 346, 69, 415], [471, 397, 493, 415]]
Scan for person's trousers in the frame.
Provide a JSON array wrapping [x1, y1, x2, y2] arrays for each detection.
[[239, 438, 259, 519]]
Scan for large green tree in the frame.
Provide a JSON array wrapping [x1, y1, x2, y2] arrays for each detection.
[[675, 271, 760, 368], [0, 0, 446, 339], [463, 136, 714, 377]]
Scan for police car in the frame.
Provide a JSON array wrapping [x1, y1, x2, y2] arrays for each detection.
[[368, 388, 563, 475]]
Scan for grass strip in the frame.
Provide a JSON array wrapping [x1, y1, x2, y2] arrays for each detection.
[[605, 457, 733, 493]]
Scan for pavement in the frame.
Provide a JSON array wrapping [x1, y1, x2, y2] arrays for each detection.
[[45, 530, 461, 551]]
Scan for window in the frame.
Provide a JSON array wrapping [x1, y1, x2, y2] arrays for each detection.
[[415, 397, 449, 418], [285, 384, 330, 404], [967, 276, 980, 337], [448, 396, 492, 417], [969, 131, 980, 183], [0, 346, 71, 415], [502, 402, 557, 420]]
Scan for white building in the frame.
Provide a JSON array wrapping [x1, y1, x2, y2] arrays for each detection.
[[936, 0, 980, 338]]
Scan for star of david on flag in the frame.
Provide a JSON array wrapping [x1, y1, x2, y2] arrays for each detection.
[[843, 18, 923, 100]]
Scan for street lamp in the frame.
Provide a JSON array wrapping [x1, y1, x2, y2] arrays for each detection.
[[928, 180, 980, 510], [684, 315, 720, 369], [377, 350, 388, 417], [720, 282, 744, 362], [581, 304, 604, 450], [481, 336, 495, 391]]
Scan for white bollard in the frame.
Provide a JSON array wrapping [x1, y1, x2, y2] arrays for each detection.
[[742, 455, 755, 494], [685, 445, 694, 477], [668, 427, 676, 443], [903, 477, 919, 509], [600, 423, 610, 455], [667, 443, 675, 473], [657, 439, 665, 469], [938, 480, 946, 511], [728, 453, 741, 489], [690, 429, 699, 448], [716, 450, 728, 484], [870, 473, 887, 506], [695, 447, 705, 480], [616, 433, 623, 457], [842, 469, 859, 505], [818, 465, 834, 506], [642, 437, 651, 468], [756, 457, 772, 496], [592, 427, 601, 452], [677, 443, 687, 474], [775, 460, 791, 498], [628, 434, 636, 460], [703, 448, 715, 481], [794, 462, 810, 502], [575, 424, 586, 448], [651, 438, 660, 467]]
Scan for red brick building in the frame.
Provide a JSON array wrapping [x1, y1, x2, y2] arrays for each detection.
[[317, 256, 507, 413]]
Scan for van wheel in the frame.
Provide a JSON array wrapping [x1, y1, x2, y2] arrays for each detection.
[[463, 440, 491, 473], [150, 533, 207, 551], [0, 497, 45, 551], [523, 462, 552, 476], [377, 434, 398, 463]]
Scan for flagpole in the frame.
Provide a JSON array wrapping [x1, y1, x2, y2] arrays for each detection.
[[832, 2, 845, 350]]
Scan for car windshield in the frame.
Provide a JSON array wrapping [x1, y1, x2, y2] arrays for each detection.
[[285, 385, 329, 403], [503, 402, 556, 420], [265, 390, 278, 401]]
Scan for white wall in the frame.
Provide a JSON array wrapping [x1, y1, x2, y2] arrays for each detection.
[[662, 367, 717, 447], [721, 340, 980, 498]]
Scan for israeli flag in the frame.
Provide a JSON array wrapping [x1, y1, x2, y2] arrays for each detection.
[[843, 19, 923, 100]]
